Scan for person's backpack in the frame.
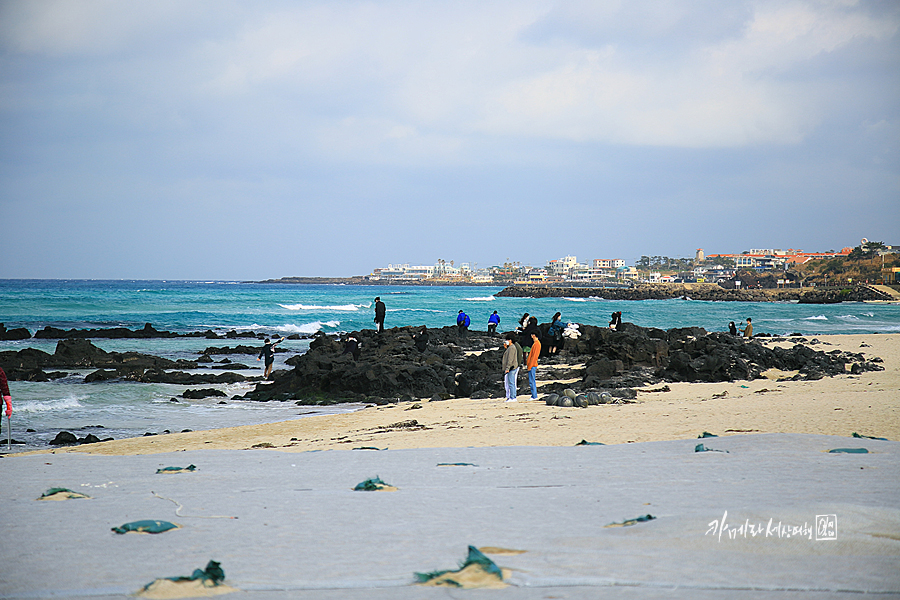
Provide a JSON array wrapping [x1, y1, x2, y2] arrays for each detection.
[[464, 315, 470, 327]]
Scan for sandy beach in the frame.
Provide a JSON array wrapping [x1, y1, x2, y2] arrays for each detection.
[[3, 333, 898, 598], [26, 333, 898, 457]]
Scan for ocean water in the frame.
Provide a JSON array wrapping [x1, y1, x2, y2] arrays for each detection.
[[2, 279, 899, 452]]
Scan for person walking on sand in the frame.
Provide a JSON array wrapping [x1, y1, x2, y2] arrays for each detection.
[[502, 333, 519, 402], [526, 332, 541, 399], [487, 311, 500, 334], [740, 317, 753, 339], [373, 297, 386, 333], [257, 336, 285, 379], [0, 367, 12, 438]]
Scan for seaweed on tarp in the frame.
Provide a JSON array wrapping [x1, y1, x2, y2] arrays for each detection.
[[353, 476, 396, 491], [112, 520, 181, 534], [605, 514, 656, 528], [828, 448, 869, 454], [576, 440, 605, 446], [38, 487, 91, 500], [695, 443, 729, 453], [140, 560, 226, 593], [437, 463, 478, 466], [156, 464, 197, 474], [415, 546, 505, 588], [853, 432, 888, 441]]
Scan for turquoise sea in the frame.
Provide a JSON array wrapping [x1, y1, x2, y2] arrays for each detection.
[[2, 279, 899, 452]]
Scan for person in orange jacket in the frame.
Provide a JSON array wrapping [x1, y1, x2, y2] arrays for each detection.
[[525, 332, 541, 399]]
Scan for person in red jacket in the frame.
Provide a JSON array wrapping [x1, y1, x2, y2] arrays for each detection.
[[0, 367, 12, 435]]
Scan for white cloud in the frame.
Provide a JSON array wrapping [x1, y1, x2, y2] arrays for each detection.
[[1, 0, 897, 158]]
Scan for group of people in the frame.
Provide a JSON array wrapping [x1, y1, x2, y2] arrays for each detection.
[[728, 317, 753, 338], [502, 329, 541, 403]]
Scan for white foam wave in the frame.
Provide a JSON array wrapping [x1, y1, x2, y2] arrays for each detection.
[[271, 321, 340, 334], [837, 315, 861, 321], [804, 315, 828, 320], [563, 297, 588, 302], [279, 303, 366, 312], [863, 313, 875, 317], [465, 296, 495, 301], [17, 396, 84, 413]]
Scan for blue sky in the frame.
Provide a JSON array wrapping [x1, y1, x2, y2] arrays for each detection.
[[1, 0, 897, 279]]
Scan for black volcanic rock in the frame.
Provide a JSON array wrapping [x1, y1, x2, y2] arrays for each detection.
[[240, 320, 864, 404], [0, 323, 31, 340]]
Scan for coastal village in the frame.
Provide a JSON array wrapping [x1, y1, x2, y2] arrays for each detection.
[[367, 239, 900, 288]]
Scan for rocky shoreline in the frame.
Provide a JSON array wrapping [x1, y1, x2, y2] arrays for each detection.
[[0, 322, 309, 341], [240, 321, 883, 405], [495, 283, 893, 303]]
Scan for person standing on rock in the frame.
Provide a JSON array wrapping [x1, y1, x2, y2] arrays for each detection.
[[457, 310, 470, 337], [257, 337, 285, 379], [414, 326, 429, 352], [487, 311, 500, 334], [526, 332, 541, 400], [342, 335, 361, 360], [729, 321, 738, 336], [502, 333, 519, 402], [373, 297, 386, 333], [609, 311, 622, 330], [546, 312, 566, 355], [740, 317, 753, 339], [0, 367, 11, 437]]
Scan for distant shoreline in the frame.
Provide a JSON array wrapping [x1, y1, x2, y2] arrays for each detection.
[[496, 283, 894, 303], [257, 276, 501, 286], [257, 278, 896, 303]]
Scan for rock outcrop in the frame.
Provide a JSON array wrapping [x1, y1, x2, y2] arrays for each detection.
[[241, 322, 878, 404]]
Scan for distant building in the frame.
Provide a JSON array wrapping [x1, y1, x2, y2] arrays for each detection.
[[695, 248, 704, 262], [707, 248, 853, 270]]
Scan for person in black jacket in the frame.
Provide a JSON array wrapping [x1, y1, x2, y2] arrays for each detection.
[[374, 297, 386, 333], [257, 337, 285, 379]]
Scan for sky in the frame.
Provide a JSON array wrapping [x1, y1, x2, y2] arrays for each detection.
[[0, 0, 898, 280]]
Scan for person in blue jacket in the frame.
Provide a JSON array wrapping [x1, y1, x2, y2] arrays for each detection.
[[546, 312, 566, 355], [487, 310, 500, 334], [457, 310, 470, 337]]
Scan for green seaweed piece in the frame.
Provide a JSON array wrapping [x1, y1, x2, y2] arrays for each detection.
[[852, 432, 888, 441], [576, 440, 605, 446], [112, 520, 180, 534], [354, 476, 392, 491], [698, 432, 718, 438], [39, 487, 90, 499], [156, 464, 197, 474], [415, 545, 503, 584], [828, 448, 869, 454], [437, 463, 478, 466], [352, 446, 385, 451], [143, 560, 225, 590], [606, 514, 656, 527], [695, 444, 729, 453]]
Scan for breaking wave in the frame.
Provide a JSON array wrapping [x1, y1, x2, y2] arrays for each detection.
[[17, 396, 84, 413], [279, 303, 366, 312]]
